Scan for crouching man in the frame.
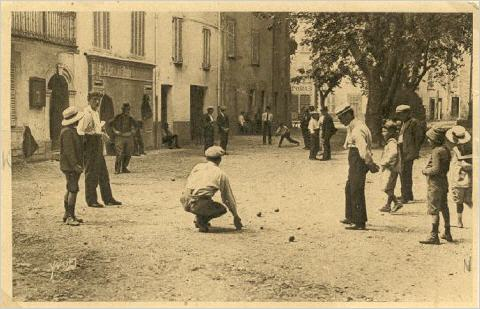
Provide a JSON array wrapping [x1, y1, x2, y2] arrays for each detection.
[[180, 146, 243, 232]]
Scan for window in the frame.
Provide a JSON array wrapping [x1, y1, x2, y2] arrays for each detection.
[[299, 94, 311, 111], [93, 12, 110, 50], [131, 12, 145, 56], [451, 97, 459, 118], [172, 17, 183, 64], [427, 71, 435, 90], [10, 56, 16, 127], [202, 28, 211, 70], [251, 30, 260, 65], [226, 18, 236, 59]]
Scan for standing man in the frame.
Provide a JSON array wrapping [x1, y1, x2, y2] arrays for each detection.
[[308, 110, 321, 160], [262, 106, 273, 145], [396, 104, 425, 203], [320, 106, 337, 160], [180, 146, 243, 233], [77, 92, 122, 208], [300, 106, 312, 150], [337, 105, 379, 230], [217, 106, 230, 153], [203, 106, 215, 151], [110, 103, 136, 174]]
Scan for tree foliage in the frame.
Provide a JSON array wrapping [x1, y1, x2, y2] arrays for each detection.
[[292, 12, 472, 142]]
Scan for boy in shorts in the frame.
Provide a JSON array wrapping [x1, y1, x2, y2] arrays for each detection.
[[60, 106, 85, 226], [446, 126, 472, 228]]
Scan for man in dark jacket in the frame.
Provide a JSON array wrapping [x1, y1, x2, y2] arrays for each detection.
[[203, 106, 215, 151], [320, 106, 337, 160], [110, 103, 137, 174], [217, 106, 230, 153], [396, 104, 425, 203]]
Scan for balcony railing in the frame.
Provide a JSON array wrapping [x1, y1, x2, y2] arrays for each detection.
[[12, 12, 76, 47]]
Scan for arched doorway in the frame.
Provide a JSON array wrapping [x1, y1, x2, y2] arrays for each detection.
[[48, 73, 69, 149]]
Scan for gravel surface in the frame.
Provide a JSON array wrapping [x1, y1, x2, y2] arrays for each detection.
[[11, 132, 475, 304]]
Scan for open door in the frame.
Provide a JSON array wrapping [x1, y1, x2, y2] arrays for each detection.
[[48, 73, 69, 150], [190, 86, 206, 144]]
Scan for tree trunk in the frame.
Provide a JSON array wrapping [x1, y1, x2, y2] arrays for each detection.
[[319, 92, 326, 110], [365, 84, 385, 147]]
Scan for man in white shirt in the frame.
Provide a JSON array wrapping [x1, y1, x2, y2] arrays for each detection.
[[180, 146, 243, 233], [238, 111, 246, 134], [308, 110, 321, 160], [261, 106, 274, 145], [77, 92, 121, 208], [336, 105, 379, 230]]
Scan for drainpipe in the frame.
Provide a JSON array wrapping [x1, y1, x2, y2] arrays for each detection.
[[217, 12, 222, 110], [153, 13, 158, 149], [271, 15, 275, 116]]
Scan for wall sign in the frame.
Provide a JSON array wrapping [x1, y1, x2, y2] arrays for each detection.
[[29, 77, 46, 109]]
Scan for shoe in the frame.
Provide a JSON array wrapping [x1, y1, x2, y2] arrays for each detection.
[[194, 220, 211, 228], [303, 147, 310, 150], [379, 205, 391, 213], [457, 214, 464, 228], [340, 219, 352, 225], [122, 169, 131, 173], [309, 157, 320, 161], [105, 200, 122, 206], [391, 202, 403, 213], [345, 224, 366, 230], [88, 203, 104, 208], [114, 170, 121, 174], [419, 235, 440, 245], [440, 228, 453, 242], [65, 217, 80, 226]]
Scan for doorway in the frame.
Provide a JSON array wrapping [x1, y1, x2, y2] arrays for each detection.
[[190, 85, 206, 144], [161, 85, 172, 127], [429, 98, 435, 120], [99, 94, 116, 155], [48, 73, 69, 150]]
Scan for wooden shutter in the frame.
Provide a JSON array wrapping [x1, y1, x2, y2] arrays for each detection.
[[172, 17, 183, 64], [93, 12, 98, 47], [251, 31, 260, 65], [202, 28, 211, 70], [227, 19, 236, 58], [10, 56, 16, 127]]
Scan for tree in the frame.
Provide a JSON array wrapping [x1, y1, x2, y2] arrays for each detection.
[[294, 13, 472, 143]]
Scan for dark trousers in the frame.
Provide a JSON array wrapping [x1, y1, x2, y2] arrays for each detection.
[[115, 136, 133, 173], [262, 122, 272, 144], [301, 127, 310, 148], [220, 131, 229, 151], [400, 159, 415, 200], [84, 135, 114, 205], [322, 136, 331, 160], [163, 135, 179, 148], [204, 129, 214, 151], [279, 132, 299, 147], [133, 131, 145, 155], [309, 129, 320, 159], [345, 148, 368, 225]]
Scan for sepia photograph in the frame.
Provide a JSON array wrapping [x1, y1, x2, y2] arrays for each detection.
[[0, 1, 478, 307]]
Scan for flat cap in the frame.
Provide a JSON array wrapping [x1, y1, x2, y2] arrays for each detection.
[[310, 110, 319, 115], [206, 106, 215, 110], [335, 104, 353, 117], [395, 104, 411, 113], [205, 146, 225, 158]]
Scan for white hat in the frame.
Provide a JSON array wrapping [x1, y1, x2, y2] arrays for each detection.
[[395, 105, 411, 113], [62, 106, 84, 126], [205, 146, 225, 158], [446, 125, 471, 145], [335, 104, 353, 117]]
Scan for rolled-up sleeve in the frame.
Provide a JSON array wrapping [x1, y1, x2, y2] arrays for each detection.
[[354, 130, 373, 165], [220, 174, 238, 216]]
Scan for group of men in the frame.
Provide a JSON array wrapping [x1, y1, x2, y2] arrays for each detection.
[[300, 106, 337, 160]]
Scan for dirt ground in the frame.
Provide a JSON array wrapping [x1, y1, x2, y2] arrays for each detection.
[[10, 130, 475, 304]]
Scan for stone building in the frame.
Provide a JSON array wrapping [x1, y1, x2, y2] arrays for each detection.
[[155, 12, 219, 146], [220, 12, 291, 133], [10, 12, 78, 160]]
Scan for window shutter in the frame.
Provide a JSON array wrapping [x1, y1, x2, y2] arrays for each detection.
[[93, 12, 98, 47], [131, 12, 135, 54], [227, 19, 236, 58], [172, 17, 183, 64], [10, 57, 16, 127], [251, 31, 260, 65], [202, 28, 211, 70], [105, 12, 110, 49]]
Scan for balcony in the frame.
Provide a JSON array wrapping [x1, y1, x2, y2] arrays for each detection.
[[12, 12, 76, 47]]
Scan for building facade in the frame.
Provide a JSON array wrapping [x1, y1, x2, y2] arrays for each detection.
[[10, 12, 78, 160], [10, 11, 292, 159], [220, 12, 291, 133], [155, 12, 219, 146]]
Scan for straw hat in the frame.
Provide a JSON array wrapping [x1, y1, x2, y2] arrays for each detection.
[[62, 106, 84, 126], [395, 105, 411, 113], [425, 127, 447, 144], [335, 104, 353, 117], [446, 125, 471, 145], [205, 146, 225, 158]]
